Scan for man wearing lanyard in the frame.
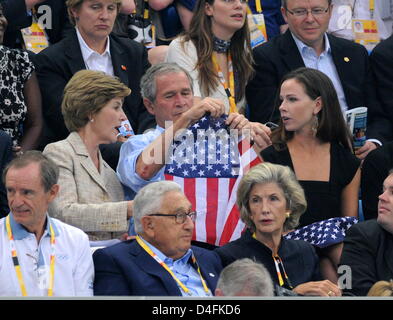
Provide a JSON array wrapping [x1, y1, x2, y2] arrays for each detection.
[[0, 151, 94, 296], [246, 0, 392, 159], [93, 180, 223, 296]]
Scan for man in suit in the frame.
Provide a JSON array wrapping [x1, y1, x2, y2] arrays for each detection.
[[246, 0, 392, 159], [34, 0, 155, 169], [93, 180, 223, 296], [340, 171, 393, 296]]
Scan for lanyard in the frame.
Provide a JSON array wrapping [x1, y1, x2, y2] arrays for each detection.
[[252, 232, 293, 289], [272, 254, 293, 289], [136, 236, 210, 295], [369, 0, 374, 19], [255, 0, 262, 13], [212, 52, 238, 113], [6, 215, 56, 296]]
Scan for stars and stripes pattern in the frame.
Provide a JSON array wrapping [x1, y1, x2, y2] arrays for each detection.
[[284, 217, 358, 248], [164, 114, 261, 246]]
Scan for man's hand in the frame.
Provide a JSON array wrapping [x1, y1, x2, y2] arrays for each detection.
[[355, 140, 377, 160], [181, 97, 225, 124]]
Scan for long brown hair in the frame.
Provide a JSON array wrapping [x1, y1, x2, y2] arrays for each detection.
[[182, 0, 254, 102], [271, 67, 353, 151]]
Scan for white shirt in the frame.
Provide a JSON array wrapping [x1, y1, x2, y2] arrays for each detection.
[[292, 32, 349, 114], [0, 214, 94, 296], [76, 27, 114, 76]]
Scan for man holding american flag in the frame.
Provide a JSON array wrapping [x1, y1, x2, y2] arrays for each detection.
[[117, 62, 271, 245]]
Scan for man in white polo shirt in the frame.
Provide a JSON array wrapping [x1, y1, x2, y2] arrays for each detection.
[[0, 151, 94, 296]]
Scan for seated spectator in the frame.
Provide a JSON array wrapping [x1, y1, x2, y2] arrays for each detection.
[[166, 0, 271, 148], [93, 180, 223, 296], [261, 67, 360, 282], [361, 142, 393, 220], [261, 68, 360, 227], [246, 0, 392, 158], [43, 70, 133, 241], [117, 62, 262, 195], [166, 0, 252, 115], [0, 130, 12, 218], [215, 162, 341, 296], [367, 280, 393, 297], [34, 0, 155, 169], [0, 151, 94, 296], [215, 258, 275, 296], [0, 3, 43, 155], [340, 171, 393, 296]]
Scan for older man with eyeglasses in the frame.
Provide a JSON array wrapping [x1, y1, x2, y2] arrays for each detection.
[[246, 0, 393, 160], [93, 180, 223, 296]]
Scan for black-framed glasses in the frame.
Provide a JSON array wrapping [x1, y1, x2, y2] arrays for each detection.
[[148, 211, 197, 224], [285, 7, 329, 17]]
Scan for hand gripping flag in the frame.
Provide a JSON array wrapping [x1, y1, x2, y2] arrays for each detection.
[[164, 114, 261, 246]]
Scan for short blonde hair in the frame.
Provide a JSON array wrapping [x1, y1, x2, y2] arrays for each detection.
[[61, 70, 131, 132], [367, 280, 393, 297], [66, 0, 122, 26], [237, 162, 307, 232]]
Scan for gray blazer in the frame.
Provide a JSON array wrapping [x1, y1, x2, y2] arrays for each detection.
[[44, 132, 128, 240]]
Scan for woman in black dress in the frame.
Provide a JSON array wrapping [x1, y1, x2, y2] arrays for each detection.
[[260, 67, 360, 281]]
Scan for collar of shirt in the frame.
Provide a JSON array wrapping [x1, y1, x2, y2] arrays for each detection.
[[137, 235, 193, 267], [76, 27, 111, 64], [7, 213, 59, 240], [291, 31, 331, 58]]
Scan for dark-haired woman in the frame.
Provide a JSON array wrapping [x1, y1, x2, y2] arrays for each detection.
[[166, 0, 271, 148], [261, 67, 360, 282]]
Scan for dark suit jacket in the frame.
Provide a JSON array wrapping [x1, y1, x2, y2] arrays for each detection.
[[246, 30, 392, 142], [0, 131, 12, 218], [361, 142, 393, 220], [339, 220, 393, 296], [33, 29, 155, 146], [370, 35, 393, 133], [93, 239, 223, 296]]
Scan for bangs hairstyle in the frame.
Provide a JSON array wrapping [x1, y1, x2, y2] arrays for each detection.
[[183, 0, 254, 101], [237, 162, 307, 232], [61, 70, 131, 132], [271, 67, 352, 151], [66, 0, 122, 26]]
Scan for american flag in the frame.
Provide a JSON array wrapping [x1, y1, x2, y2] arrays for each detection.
[[284, 217, 358, 248], [164, 114, 261, 246]]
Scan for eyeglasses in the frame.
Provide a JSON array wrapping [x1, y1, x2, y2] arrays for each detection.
[[285, 7, 329, 17], [148, 211, 197, 224]]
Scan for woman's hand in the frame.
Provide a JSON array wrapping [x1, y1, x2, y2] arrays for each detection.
[[249, 122, 272, 152], [293, 280, 342, 297]]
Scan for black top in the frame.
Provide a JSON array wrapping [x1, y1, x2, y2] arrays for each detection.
[[215, 230, 321, 289], [361, 141, 393, 220], [262, 142, 360, 227], [340, 220, 393, 296]]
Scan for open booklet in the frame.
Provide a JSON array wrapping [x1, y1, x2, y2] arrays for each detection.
[[345, 107, 367, 150]]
